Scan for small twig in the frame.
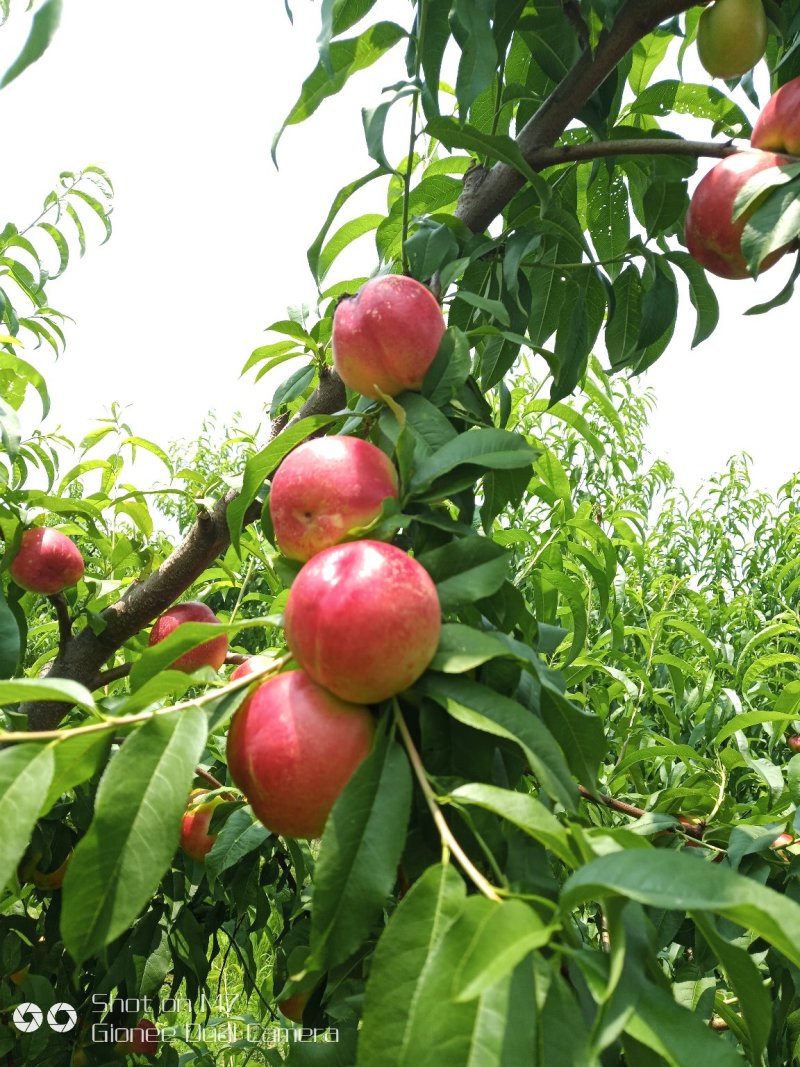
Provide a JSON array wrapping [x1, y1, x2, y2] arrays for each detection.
[[93, 651, 251, 690], [47, 594, 72, 653], [529, 137, 750, 171], [275, 850, 298, 894], [394, 704, 502, 902], [194, 767, 226, 791], [577, 784, 705, 839]]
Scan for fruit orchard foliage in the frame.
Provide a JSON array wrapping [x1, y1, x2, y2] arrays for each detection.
[[3, 2, 800, 1066]]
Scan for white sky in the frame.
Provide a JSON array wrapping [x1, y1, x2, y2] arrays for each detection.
[[0, 1, 796, 496]]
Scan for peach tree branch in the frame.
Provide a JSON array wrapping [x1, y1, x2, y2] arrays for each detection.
[[456, 0, 704, 234]]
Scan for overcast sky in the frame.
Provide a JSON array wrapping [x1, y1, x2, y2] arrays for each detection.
[[0, 1, 796, 496]]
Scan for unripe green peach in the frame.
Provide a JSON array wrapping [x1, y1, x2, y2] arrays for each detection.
[[697, 0, 767, 80]]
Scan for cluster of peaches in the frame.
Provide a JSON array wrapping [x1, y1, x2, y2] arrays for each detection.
[[9, 276, 446, 854]]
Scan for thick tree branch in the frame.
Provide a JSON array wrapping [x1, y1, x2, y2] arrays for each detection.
[[456, 0, 704, 234], [268, 364, 347, 440]]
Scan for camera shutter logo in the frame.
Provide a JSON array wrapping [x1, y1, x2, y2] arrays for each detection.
[[48, 1003, 77, 1032], [12, 1003, 42, 1033], [12, 1002, 76, 1033]]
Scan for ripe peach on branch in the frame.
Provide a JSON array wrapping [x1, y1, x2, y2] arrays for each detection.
[[269, 436, 399, 561], [284, 540, 441, 704], [9, 528, 84, 595], [148, 601, 228, 673], [226, 669, 374, 838], [332, 274, 445, 398], [684, 150, 794, 278]]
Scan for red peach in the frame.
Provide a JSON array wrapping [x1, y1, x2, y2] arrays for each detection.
[[284, 540, 441, 704], [9, 528, 84, 594], [788, 735, 800, 753], [278, 990, 312, 1023], [685, 150, 794, 279], [269, 436, 399, 561], [115, 1018, 159, 1056], [772, 832, 795, 849], [230, 656, 277, 682], [752, 76, 800, 156], [332, 274, 445, 398], [180, 789, 224, 862], [226, 670, 374, 838], [148, 601, 228, 673]]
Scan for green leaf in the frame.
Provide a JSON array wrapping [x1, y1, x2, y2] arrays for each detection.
[[408, 427, 537, 498], [0, 743, 54, 891], [667, 251, 719, 347], [358, 864, 466, 1066], [694, 913, 770, 1061], [317, 0, 379, 73], [731, 163, 800, 221], [550, 268, 605, 403], [428, 117, 549, 195], [745, 252, 800, 316], [363, 91, 412, 171], [561, 850, 800, 971], [450, 0, 498, 118], [128, 620, 230, 690], [624, 982, 743, 1067], [421, 326, 471, 407], [362, 887, 538, 1065], [539, 689, 606, 793], [227, 415, 340, 551], [419, 535, 509, 610], [430, 623, 520, 673], [417, 673, 577, 811], [742, 179, 800, 276], [0, 581, 22, 679], [452, 898, 554, 1001], [0, 400, 21, 459], [270, 363, 316, 418], [307, 168, 386, 284], [205, 807, 270, 880], [419, 0, 451, 119], [447, 782, 574, 866], [587, 164, 629, 278], [309, 735, 412, 971], [60, 707, 208, 964], [273, 22, 407, 161], [627, 81, 750, 138], [629, 30, 672, 95], [404, 220, 460, 282], [0, 0, 62, 89], [605, 266, 642, 367], [0, 677, 98, 716], [637, 258, 677, 351], [68, 188, 112, 244], [37, 221, 69, 277], [318, 212, 382, 283], [42, 730, 112, 814]]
